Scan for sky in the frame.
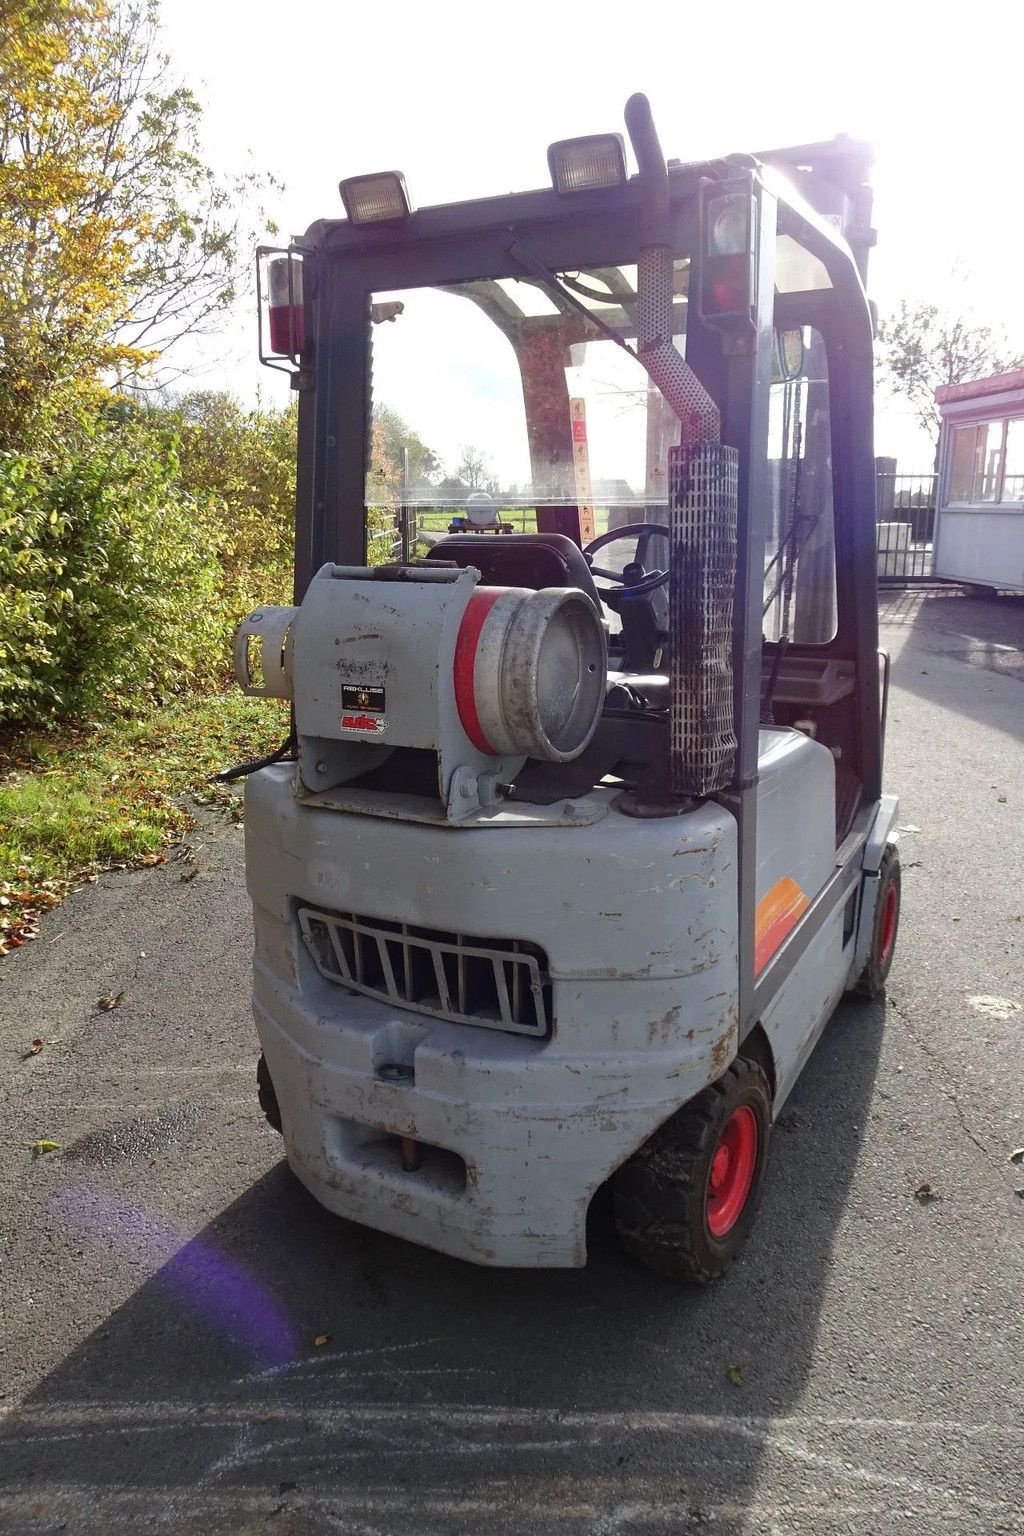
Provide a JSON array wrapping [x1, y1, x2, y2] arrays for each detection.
[[159, 0, 1024, 476]]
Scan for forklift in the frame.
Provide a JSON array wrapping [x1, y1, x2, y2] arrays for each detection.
[[234, 96, 900, 1280]]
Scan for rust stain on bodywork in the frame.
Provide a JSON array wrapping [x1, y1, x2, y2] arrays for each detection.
[[710, 1016, 738, 1076]]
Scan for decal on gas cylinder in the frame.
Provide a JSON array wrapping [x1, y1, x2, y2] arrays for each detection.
[[339, 712, 387, 735], [342, 684, 385, 713]]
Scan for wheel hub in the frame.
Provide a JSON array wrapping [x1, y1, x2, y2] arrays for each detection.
[[706, 1106, 758, 1239], [879, 881, 899, 965]]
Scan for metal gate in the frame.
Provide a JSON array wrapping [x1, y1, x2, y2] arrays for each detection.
[[876, 468, 938, 583]]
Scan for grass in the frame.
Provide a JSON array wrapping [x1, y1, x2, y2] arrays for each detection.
[[0, 691, 288, 954]]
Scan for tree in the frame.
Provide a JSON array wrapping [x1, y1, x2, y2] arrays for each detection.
[[454, 445, 498, 495], [877, 297, 1024, 458], [372, 405, 440, 492], [0, 0, 273, 442]]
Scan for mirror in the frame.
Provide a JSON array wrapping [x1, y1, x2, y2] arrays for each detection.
[[772, 327, 806, 383]]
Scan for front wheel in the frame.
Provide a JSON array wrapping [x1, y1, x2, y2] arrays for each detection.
[[612, 1057, 772, 1282], [853, 845, 901, 1000]]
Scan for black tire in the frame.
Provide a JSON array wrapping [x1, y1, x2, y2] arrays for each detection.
[[853, 845, 901, 1001], [257, 1051, 283, 1133], [612, 1057, 772, 1283]]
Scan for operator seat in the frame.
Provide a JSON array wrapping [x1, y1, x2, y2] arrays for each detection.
[[427, 532, 603, 608]]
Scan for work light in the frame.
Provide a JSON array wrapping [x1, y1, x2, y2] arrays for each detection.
[[339, 171, 413, 224], [547, 135, 627, 194]]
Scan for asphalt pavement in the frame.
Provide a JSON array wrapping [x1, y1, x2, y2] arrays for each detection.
[[0, 589, 1022, 1535]]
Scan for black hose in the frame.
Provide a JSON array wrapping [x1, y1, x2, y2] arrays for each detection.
[[211, 733, 296, 784]]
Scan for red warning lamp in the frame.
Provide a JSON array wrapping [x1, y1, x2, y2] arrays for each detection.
[[267, 256, 304, 357]]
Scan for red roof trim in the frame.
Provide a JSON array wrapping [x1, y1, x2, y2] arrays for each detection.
[[935, 368, 1024, 405]]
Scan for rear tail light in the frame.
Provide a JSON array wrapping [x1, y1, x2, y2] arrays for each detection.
[[699, 183, 756, 328], [267, 256, 304, 356]]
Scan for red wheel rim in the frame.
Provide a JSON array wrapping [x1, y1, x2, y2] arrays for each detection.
[[878, 881, 899, 965], [706, 1106, 759, 1239]]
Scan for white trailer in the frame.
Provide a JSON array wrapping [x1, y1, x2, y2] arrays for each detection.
[[934, 369, 1024, 593]]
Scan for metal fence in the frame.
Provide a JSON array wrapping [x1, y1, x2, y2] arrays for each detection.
[[373, 472, 943, 589], [876, 471, 938, 582]]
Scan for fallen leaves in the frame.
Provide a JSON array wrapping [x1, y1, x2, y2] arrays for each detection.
[[313, 1333, 331, 1348], [914, 1181, 941, 1205], [898, 823, 922, 834], [32, 1139, 59, 1157], [725, 1365, 742, 1387], [96, 990, 125, 1012], [0, 873, 68, 956], [21, 1038, 44, 1059]]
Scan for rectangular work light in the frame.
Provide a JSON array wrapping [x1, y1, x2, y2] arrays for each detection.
[[339, 171, 413, 224], [547, 134, 627, 195]]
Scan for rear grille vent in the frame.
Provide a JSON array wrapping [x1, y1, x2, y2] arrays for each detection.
[[298, 906, 551, 1038]]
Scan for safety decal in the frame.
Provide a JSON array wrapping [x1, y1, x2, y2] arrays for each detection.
[[754, 875, 810, 975]]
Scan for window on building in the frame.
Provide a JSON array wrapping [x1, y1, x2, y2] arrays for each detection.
[[946, 415, 1024, 504], [1002, 419, 1024, 503], [949, 425, 979, 503]]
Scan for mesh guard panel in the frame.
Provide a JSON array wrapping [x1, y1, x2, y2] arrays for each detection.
[[669, 442, 739, 798]]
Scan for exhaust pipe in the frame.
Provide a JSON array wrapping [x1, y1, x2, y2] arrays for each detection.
[[624, 93, 720, 450], [624, 94, 736, 802]]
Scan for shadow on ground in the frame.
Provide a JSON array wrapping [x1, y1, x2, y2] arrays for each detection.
[[0, 996, 885, 1535], [880, 589, 1024, 741]]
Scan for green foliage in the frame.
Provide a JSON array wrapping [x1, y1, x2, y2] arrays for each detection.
[[0, 413, 224, 724], [151, 390, 297, 620]]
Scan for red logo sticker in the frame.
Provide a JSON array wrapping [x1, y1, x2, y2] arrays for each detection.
[[340, 713, 387, 735]]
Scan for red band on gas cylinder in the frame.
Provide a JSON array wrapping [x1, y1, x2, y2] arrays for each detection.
[[454, 588, 502, 753]]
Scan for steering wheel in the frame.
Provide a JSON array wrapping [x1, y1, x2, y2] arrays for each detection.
[[583, 522, 670, 599]]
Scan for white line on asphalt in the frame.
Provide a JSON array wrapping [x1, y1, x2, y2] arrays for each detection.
[[5, 1399, 1024, 1439], [954, 632, 1019, 652]]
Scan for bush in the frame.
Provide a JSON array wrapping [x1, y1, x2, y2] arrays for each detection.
[[0, 417, 225, 726], [154, 391, 297, 623]]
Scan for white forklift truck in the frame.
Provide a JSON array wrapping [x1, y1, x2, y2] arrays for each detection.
[[233, 96, 900, 1280]]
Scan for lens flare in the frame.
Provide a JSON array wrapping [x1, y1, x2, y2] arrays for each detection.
[[50, 1185, 299, 1368]]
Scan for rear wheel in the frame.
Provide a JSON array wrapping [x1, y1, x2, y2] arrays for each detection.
[[612, 1057, 772, 1282], [257, 1051, 283, 1133], [853, 845, 901, 1000]]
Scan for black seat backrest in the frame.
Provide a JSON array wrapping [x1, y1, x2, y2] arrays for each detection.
[[428, 532, 601, 607]]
